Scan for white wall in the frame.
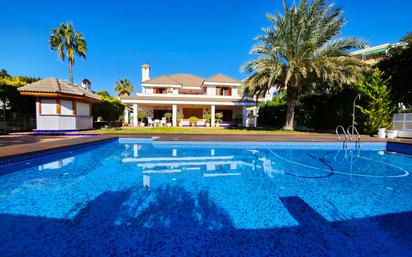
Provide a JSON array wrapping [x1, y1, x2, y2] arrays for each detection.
[[37, 116, 92, 130], [41, 99, 57, 114], [76, 102, 90, 116], [142, 66, 150, 81], [61, 100, 73, 115], [35, 97, 93, 131], [232, 88, 239, 97], [206, 85, 216, 96], [143, 87, 153, 94]]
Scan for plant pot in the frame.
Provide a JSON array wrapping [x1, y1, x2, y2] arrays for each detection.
[[167, 123, 172, 127], [179, 123, 184, 127], [377, 128, 386, 138], [206, 123, 210, 127], [140, 123, 145, 127], [378, 128, 386, 134], [215, 123, 220, 127], [191, 123, 196, 127]]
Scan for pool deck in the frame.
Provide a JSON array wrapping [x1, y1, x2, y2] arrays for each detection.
[[0, 135, 117, 159], [0, 133, 411, 159]]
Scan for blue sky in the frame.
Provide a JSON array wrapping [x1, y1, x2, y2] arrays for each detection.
[[1, 0, 411, 94]]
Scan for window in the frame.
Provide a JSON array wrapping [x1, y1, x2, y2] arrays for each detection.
[[41, 98, 57, 114], [60, 100, 73, 115], [216, 87, 232, 96], [77, 102, 90, 116], [154, 88, 167, 94]]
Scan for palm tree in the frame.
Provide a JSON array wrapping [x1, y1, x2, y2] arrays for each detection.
[[49, 22, 87, 84], [115, 79, 134, 97], [242, 0, 367, 130]]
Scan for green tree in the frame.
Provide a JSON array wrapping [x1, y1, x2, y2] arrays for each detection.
[[97, 90, 111, 98], [0, 72, 40, 133], [138, 111, 147, 123], [49, 22, 87, 83], [356, 69, 394, 134], [241, 0, 366, 130], [0, 69, 10, 78], [115, 79, 134, 97], [163, 112, 172, 123], [378, 32, 412, 107], [92, 91, 125, 121]]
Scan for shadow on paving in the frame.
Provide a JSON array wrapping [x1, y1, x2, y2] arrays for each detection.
[[1, 186, 412, 256]]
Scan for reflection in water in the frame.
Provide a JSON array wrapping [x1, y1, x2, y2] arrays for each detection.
[[133, 144, 140, 157], [143, 175, 150, 189], [125, 145, 411, 181], [38, 157, 75, 171]]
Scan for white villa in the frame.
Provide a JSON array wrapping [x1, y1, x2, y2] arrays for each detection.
[[120, 64, 256, 127]]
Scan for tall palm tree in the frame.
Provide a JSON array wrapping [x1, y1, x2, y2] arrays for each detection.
[[242, 0, 367, 130], [115, 79, 134, 97], [49, 22, 87, 84]]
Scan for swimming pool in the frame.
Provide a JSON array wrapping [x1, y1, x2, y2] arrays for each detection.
[[1, 138, 412, 256]]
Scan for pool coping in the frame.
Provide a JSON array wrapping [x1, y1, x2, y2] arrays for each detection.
[[0, 135, 117, 161]]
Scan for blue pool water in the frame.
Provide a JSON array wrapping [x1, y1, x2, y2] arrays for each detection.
[[1, 139, 412, 256]]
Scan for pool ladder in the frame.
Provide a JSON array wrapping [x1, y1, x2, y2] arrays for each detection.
[[336, 125, 360, 149]]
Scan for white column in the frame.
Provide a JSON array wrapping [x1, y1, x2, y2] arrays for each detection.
[[242, 107, 248, 127], [124, 107, 129, 125], [211, 105, 216, 127], [35, 97, 40, 130], [172, 104, 177, 127], [133, 104, 138, 127]]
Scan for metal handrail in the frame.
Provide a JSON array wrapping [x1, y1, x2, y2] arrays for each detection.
[[336, 125, 348, 142], [336, 125, 348, 148], [347, 125, 361, 148]]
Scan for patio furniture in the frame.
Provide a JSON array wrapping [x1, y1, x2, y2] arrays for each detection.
[[160, 117, 167, 127], [196, 119, 206, 127], [181, 120, 190, 127], [148, 117, 154, 127]]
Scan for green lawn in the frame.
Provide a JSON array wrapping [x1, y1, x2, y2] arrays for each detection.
[[87, 127, 314, 135]]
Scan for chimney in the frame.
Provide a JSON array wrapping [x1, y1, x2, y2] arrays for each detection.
[[141, 64, 150, 82], [81, 79, 91, 90]]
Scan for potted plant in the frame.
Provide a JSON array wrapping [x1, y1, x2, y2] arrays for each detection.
[[164, 112, 172, 127], [215, 112, 223, 127], [138, 111, 146, 127], [377, 128, 386, 138], [189, 116, 198, 127], [177, 113, 184, 127], [204, 113, 211, 127]]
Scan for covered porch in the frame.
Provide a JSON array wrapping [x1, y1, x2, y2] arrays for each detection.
[[123, 103, 254, 127]]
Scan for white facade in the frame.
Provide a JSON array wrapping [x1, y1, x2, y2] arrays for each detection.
[[35, 97, 93, 131], [120, 64, 256, 127]]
